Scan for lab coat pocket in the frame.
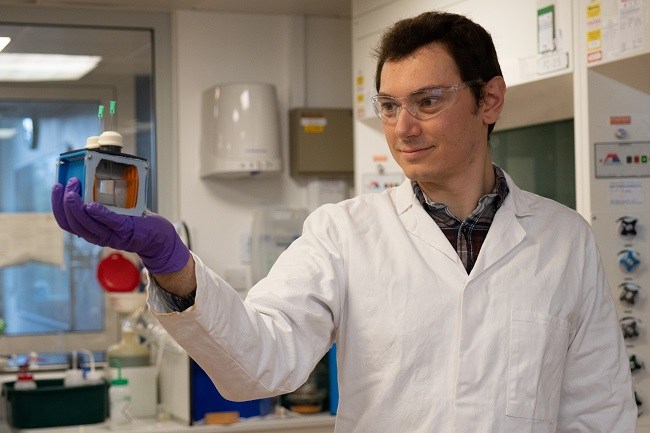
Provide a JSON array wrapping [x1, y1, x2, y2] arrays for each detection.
[[506, 309, 571, 422]]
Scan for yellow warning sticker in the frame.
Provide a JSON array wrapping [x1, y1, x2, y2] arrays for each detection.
[[587, 29, 602, 50], [303, 125, 325, 133], [587, 3, 600, 19], [301, 116, 327, 133]]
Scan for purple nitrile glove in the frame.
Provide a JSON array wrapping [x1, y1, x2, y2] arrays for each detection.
[[51, 177, 190, 275]]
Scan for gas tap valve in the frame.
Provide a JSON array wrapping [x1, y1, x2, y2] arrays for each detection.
[[630, 354, 645, 373], [618, 216, 638, 238], [618, 249, 641, 273], [620, 316, 641, 339], [619, 281, 641, 305]]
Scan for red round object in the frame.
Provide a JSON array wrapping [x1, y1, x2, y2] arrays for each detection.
[[96, 253, 140, 292], [17, 372, 34, 381]]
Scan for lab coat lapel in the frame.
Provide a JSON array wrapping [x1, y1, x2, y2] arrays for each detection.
[[393, 174, 531, 274], [469, 175, 530, 279], [394, 180, 461, 264]]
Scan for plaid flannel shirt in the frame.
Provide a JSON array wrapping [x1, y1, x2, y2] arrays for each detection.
[[413, 165, 509, 273]]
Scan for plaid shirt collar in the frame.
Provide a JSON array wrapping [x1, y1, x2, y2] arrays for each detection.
[[412, 165, 509, 220], [412, 165, 509, 273]]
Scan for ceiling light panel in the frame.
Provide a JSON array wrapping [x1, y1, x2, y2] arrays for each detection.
[[0, 53, 101, 81]]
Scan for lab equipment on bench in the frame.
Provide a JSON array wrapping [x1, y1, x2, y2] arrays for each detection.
[[251, 207, 308, 284], [107, 322, 150, 368], [2, 378, 109, 428], [56, 101, 149, 216], [12, 365, 36, 391], [190, 360, 273, 423], [108, 360, 132, 430]]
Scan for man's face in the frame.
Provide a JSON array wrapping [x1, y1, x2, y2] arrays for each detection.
[[378, 43, 491, 188]]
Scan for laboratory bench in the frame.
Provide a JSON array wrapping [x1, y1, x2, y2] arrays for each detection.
[[0, 414, 335, 433], [1, 352, 336, 433], [1, 372, 335, 433]]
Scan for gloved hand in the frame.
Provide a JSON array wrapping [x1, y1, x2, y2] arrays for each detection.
[[51, 177, 190, 275]]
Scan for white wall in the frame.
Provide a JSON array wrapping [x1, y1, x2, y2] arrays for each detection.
[[173, 11, 352, 285]]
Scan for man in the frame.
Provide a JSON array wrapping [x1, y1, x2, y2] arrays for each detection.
[[52, 11, 635, 433]]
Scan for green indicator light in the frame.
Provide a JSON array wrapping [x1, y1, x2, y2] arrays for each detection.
[[643, 155, 648, 163]]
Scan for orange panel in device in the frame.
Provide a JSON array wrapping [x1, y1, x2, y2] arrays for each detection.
[[124, 165, 139, 209], [92, 163, 139, 209]]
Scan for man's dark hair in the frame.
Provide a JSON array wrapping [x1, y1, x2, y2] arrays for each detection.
[[374, 11, 503, 135]]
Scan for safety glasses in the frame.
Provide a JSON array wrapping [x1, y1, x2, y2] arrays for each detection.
[[371, 79, 483, 125]]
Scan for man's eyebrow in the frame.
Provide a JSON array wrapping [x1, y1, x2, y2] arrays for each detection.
[[376, 85, 447, 97], [410, 85, 447, 94]]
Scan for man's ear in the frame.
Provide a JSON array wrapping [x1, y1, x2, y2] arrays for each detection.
[[481, 76, 506, 125]]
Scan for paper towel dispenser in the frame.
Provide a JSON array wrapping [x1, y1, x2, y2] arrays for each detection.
[[200, 82, 282, 178]]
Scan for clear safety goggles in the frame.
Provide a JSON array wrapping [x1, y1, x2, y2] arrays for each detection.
[[371, 79, 484, 125]]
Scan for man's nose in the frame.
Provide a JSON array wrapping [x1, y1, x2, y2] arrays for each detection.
[[394, 104, 421, 137]]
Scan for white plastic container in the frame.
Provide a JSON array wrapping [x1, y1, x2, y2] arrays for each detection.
[[109, 375, 132, 430], [63, 369, 84, 387], [109, 365, 157, 417], [13, 373, 36, 390], [251, 207, 308, 284], [107, 324, 150, 368]]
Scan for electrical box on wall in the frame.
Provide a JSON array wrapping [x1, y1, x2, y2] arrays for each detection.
[[289, 108, 353, 176]]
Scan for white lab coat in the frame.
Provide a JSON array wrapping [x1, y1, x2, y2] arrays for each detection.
[[149, 173, 636, 433]]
